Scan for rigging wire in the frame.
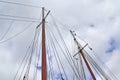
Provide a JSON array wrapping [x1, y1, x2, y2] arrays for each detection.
[[74, 47, 87, 79], [72, 35, 89, 80], [73, 41, 86, 80], [17, 28, 39, 80], [49, 14, 82, 80], [0, 17, 39, 22], [75, 34, 119, 80], [47, 47, 54, 80], [88, 58, 105, 80], [72, 30, 115, 79], [0, 14, 40, 20], [46, 28, 54, 80], [16, 28, 40, 80], [47, 27, 63, 78], [72, 32, 104, 80], [0, 20, 14, 41], [33, 27, 42, 80], [83, 50, 112, 80], [13, 40, 33, 80], [49, 13, 112, 79], [75, 31, 118, 78], [49, 14, 70, 31], [18, 48, 31, 80], [78, 53, 86, 80], [71, 31, 119, 80], [46, 27, 55, 80], [17, 20, 42, 80], [24, 28, 40, 80], [0, 0, 42, 8], [20, 25, 40, 80], [33, 38, 39, 80], [79, 48, 104, 79], [50, 14, 75, 65], [9, 20, 42, 80], [46, 23, 81, 80], [0, 22, 35, 44], [33, 45, 41, 80], [88, 46, 119, 80], [47, 25, 68, 80], [46, 36, 55, 80], [85, 49, 118, 80]]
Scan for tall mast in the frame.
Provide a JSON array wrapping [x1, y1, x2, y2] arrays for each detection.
[[70, 30, 96, 80], [42, 7, 47, 80]]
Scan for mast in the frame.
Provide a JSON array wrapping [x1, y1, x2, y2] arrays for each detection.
[[70, 30, 96, 80], [42, 7, 47, 80]]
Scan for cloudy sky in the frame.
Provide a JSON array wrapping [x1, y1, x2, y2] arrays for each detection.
[[0, 0, 120, 80]]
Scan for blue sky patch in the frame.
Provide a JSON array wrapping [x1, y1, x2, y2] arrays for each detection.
[[37, 66, 42, 70], [106, 39, 118, 53], [55, 73, 62, 80]]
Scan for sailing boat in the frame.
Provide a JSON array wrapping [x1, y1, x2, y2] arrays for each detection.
[[12, 7, 118, 80]]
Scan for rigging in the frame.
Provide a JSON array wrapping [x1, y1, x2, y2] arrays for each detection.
[[0, 0, 42, 8]]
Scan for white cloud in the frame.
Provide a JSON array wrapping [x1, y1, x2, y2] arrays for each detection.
[[106, 49, 120, 78], [0, 0, 120, 80]]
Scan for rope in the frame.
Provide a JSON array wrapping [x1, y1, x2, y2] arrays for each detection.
[[47, 44, 54, 80], [49, 15, 82, 80], [13, 40, 33, 80], [47, 27, 68, 80], [88, 46, 119, 80], [33, 27, 42, 80], [47, 23, 81, 80], [25, 28, 40, 80], [0, 14, 40, 20], [50, 14, 70, 31], [83, 50, 111, 80], [0, 0, 42, 8], [0, 22, 34, 44], [78, 53, 86, 80], [17, 28, 38, 80], [0, 17, 39, 22], [46, 29, 54, 80]]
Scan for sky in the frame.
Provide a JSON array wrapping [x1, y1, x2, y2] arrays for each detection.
[[0, 0, 120, 80]]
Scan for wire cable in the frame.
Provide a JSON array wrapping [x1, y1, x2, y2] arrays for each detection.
[[49, 15, 82, 79], [25, 28, 40, 80], [0, 22, 34, 44], [47, 46, 54, 80], [83, 50, 112, 80], [46, 37, 56, 80], [0, 0, 42, 8], [78, 53, 86, 80], [0, 17, 39, 22], [33, 28, 42, 80], [0, 14, 40, 20], [47, 23, 81, 80], [50, 14, 70, 31], [88, 46, 119, 80], [46, 28, 54, 80], [13, 40, 33, 80], [47, 28, 68, 80], [17, 28, 39, 80]]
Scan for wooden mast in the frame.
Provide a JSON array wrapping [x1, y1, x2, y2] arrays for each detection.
[[42, 7, 47, 80], [70, 30, 96, 80], [79, 50, 96, 80]]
